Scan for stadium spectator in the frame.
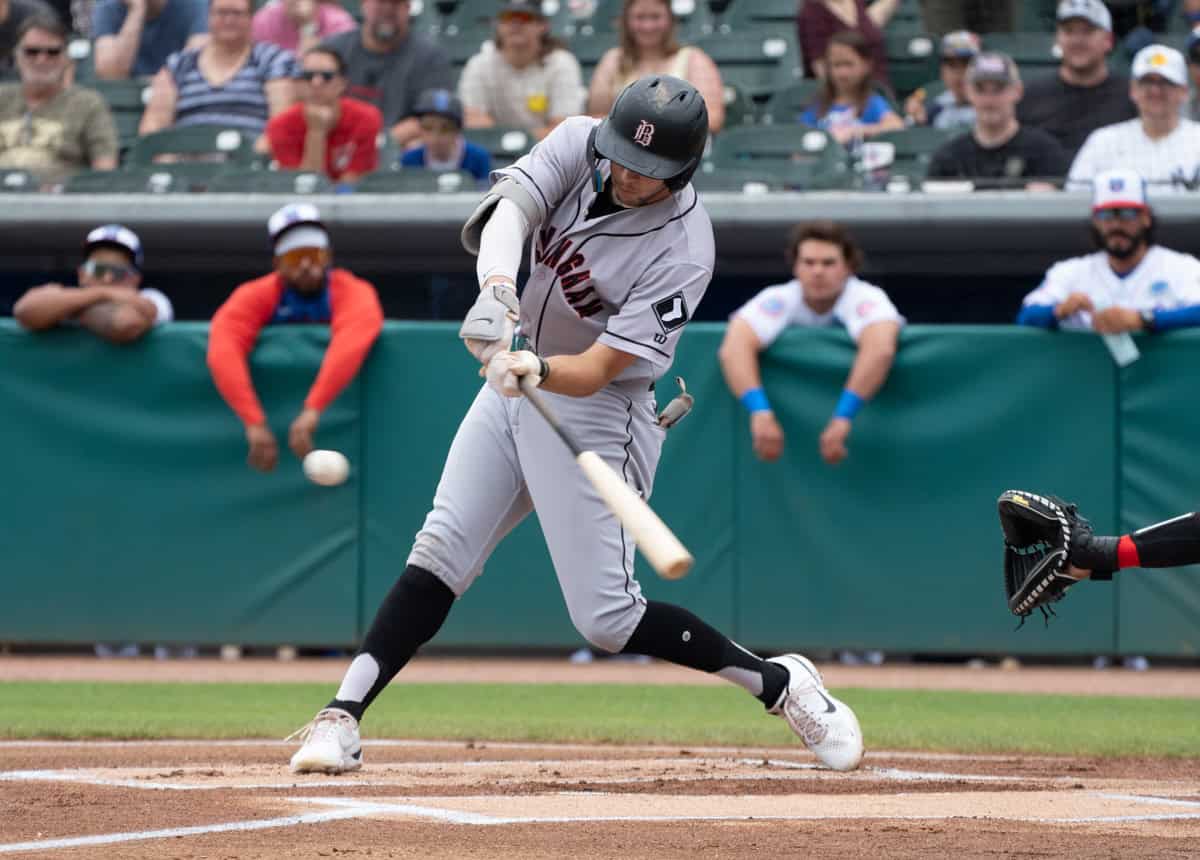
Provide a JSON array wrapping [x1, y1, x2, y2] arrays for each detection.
[[92, 0, 208, 80], [1105, 0, 1175, 55], [1187, 25, 1200, 120], [1067, 44, 1200, 192], [1017, 0, 1136, 160], [266, 46, 381, 184], [797, 0, 898, 85], [801, 30, 902, 145], [14, 223, 173, 343], [927, 52, 1069, 190], [139, 0, 297, 136], [918, 0, 1016, 35], [399, 88, 490, 184], [458, 0, 583, 141], [0, 0, 56, 77], [207, 203, 383, 473], [252, 0, 354, 55], [904, 30, 980, 131], [718, 220, 903, 467], [321, 0, 453, 147], [0, 16, 118, 185], [586, 0, 724, 133]]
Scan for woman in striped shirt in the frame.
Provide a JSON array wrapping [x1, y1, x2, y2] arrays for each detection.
[[140, 0, 298, 137]]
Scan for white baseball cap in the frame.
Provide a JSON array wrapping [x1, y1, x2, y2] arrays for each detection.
[[1131, 44, 1188, 87], [1092, 168, 1149, 212], [1056, 0, 1112, 33], [268, 202, 328, 253]]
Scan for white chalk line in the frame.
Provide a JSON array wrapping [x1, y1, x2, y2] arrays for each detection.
[[0, 738, 1066, 762]]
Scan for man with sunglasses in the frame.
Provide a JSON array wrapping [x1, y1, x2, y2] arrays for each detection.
[[0, 15, 118, 185], [266, 46, 382, 184], [1017, 168, 1200, 336], [0, 0, 55, 75], [1067, 44, 1200, 193], [207, 203, 383, 473], [14, 224, 173, 343]]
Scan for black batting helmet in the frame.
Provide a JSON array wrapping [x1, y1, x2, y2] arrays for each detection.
[[588, 75, 708, 192]]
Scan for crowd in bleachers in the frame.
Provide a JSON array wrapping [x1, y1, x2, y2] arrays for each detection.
[[0, 0, 1198, 193]]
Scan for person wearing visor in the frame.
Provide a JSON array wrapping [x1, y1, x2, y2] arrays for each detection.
[[207, 202, 383, 473], [1017, 168, 1200, 334], [14, 223, 173, 343]]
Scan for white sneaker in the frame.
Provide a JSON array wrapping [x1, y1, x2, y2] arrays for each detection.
[[767, 653, 864, 772], [287, 708, 363, 774]]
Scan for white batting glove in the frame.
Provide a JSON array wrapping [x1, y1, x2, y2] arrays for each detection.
[[485, 350, 549, 398], [460, 281, 519, 365]]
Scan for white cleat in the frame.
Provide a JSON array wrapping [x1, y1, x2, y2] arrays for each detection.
[[287, 707, 363, 774], [767, 653, 864, 771]]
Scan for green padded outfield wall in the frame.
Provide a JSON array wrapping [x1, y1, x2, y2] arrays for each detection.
[[1, 320, 1196, 656]]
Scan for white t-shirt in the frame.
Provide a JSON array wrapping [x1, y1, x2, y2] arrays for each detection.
[[732, 277, 904, 348], [458, 48, 584, 132], [141, 287, 174, 325], [1022, 246, 1200, 330], [1068, 118, 1200, 193]]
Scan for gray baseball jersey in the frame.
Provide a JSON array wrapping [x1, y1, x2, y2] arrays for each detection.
[[497, 115, 715, 383], [406, 115, 715, 652]]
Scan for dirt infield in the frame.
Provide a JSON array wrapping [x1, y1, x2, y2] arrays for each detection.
[[1, 657, 1198, 857]]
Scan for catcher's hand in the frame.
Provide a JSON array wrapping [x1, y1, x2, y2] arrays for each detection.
[[997, 490, 1090, 623]]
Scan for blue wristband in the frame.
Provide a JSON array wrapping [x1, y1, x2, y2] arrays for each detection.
[[740, 387, 771, 414], [833, 389, 864, 420]]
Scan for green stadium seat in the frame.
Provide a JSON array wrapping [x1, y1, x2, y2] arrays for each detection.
[[709, 125, 853, 189], [721, 82, 758, 127], [204, 169, 333, 193], [760, 79, 822, 125], [693, 31, 802, 99], [981, 32, 1062, 77], [463, 126, 534, 168], [0, 169, 38, 192], [93, 79, 152, 149], [440, 24, 493, 67], [67, 37, 95, 82], [63, 164, 225, 193], [690, 164, 785, 192], [126, 125, 259, 166], [355, 168, 478, 192], [884, 32, 939, 98], [720, 0, 802, 31]]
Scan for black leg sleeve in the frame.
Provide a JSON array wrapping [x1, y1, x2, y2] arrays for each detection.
[[1131, 512, 1200, 568], [328, 565, 455, 720], [621, 600, 788, 707]]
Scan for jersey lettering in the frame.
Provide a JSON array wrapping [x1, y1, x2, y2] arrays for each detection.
[[535, 225, 601, 318]]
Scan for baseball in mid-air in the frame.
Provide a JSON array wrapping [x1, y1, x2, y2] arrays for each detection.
[[303, 449, 350, 486]]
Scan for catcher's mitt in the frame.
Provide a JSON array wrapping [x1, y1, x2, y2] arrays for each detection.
[[997, 490, 1089, 624]]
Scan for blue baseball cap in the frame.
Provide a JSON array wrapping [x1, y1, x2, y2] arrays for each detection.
[[84, 224, 143, 271], [413, 88, 464, 127]]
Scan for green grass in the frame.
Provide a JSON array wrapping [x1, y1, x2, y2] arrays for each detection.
[[0, 682, 1195, 758]]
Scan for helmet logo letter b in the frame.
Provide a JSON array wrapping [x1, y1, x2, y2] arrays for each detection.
[[633, 120, 656, 147]]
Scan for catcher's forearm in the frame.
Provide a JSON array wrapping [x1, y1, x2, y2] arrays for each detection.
[[1121, 512, 1200, 569]]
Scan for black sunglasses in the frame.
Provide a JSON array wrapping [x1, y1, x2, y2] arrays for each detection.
[[300, 70, 339, 82], [82, 260, 137, 280], [1094, 207, 1144, 222], [22, 45, 63, 58]]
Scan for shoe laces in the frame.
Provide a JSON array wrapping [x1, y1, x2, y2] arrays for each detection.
[[285, 708, 351, 744], [784, 694, 829, 746]]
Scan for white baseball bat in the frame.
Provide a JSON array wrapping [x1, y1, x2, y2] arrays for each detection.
[[519, 378, 694, 579]]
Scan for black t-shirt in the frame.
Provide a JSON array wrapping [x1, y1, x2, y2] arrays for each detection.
[[927, 126, 1070, 188], [1017, 71, 1137, 159]]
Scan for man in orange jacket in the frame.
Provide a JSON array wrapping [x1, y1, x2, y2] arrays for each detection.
[[208, 202, 384, 472]]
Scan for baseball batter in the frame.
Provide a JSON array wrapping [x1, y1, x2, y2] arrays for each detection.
[[289, 76, 863, 774]]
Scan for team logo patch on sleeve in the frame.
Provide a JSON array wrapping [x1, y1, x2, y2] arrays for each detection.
[[654, 292, 689, 334]]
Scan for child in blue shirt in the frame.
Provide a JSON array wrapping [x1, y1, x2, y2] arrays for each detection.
[[400, 89, 492, 185], [801, 30, 903, 145]]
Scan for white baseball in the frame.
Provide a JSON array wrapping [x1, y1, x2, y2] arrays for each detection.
[[302, 449, 350, 486]]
